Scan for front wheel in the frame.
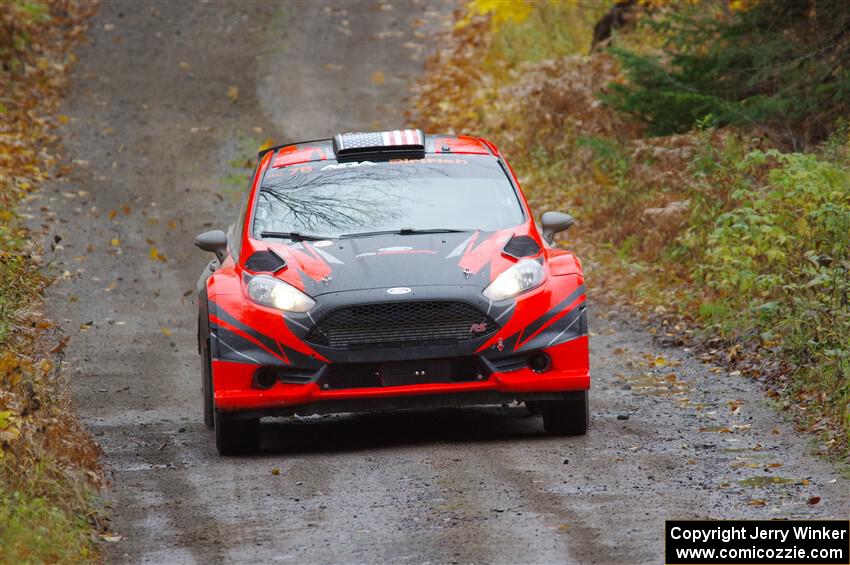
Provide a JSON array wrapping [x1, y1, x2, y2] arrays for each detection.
[[214, 411, 260, 455], [542, 391, 588, 436]]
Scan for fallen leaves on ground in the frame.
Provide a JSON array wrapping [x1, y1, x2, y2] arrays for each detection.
[[0, 2, 104, 561], [149, 246, 167, 262]]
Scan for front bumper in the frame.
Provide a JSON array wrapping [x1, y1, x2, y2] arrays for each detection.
[[213, 336, 590, 416]]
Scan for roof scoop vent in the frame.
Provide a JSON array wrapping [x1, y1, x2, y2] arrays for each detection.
[[333, 129, 425, 159]]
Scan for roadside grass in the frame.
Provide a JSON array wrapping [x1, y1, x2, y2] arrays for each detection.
[[0, 492, 93, 563], [414, 4, 850, 458], [1, 1, 103, 562]]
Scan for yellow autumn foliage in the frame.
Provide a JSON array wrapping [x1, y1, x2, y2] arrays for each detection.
[[459, 0, 533, 29], [1, 1, 103, 562]]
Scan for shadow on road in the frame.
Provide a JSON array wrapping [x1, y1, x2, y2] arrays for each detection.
[[255, 406, 557, 455]]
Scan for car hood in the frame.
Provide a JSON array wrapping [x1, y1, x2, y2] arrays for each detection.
[[268, 230, 522, 297]]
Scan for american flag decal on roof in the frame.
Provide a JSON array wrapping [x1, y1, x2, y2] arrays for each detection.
[[333, 129, 425, 157]]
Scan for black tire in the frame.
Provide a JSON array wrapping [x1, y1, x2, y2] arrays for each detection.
[[542, 391, 589, 436], [201, 336, 214, 429], [214, 410, 260, 456], [525, 400, 543, 416]]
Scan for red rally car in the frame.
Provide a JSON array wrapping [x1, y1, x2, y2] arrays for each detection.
[[195, 129, 589, 455]]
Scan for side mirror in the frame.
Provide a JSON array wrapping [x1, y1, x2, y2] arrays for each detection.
[[194, 229, 228, 263], [541, 211, 575, 244]]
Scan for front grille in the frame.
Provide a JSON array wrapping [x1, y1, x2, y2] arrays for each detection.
[[486, 354, 529, 373], [305, 300, 497, 350], [324, 357, 485, 389], [277, 367, 318, 384]]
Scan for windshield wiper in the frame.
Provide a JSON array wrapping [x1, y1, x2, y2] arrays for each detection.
[[340, 228, 468, 239], [260, 231, 333, 242]]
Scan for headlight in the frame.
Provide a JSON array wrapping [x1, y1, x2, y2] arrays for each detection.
[[483, 260, 545, 301], [246, 275, 315, 312]]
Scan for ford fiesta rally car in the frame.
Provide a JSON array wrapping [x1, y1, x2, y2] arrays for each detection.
[[195, 129, 589, 455]]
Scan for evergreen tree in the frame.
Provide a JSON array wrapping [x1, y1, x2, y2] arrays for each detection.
[[603, 0, 850, 148]]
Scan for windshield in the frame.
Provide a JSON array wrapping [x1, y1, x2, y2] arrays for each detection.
[[252, 155, 525, 239]]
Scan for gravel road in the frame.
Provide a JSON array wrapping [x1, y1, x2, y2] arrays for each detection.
[[32, 2, 848, 563]]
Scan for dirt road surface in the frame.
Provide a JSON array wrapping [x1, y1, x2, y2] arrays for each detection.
[[31, 2, 847, 563]]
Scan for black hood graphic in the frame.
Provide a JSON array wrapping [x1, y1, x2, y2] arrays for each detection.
[[274, 231, 501, 297]]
